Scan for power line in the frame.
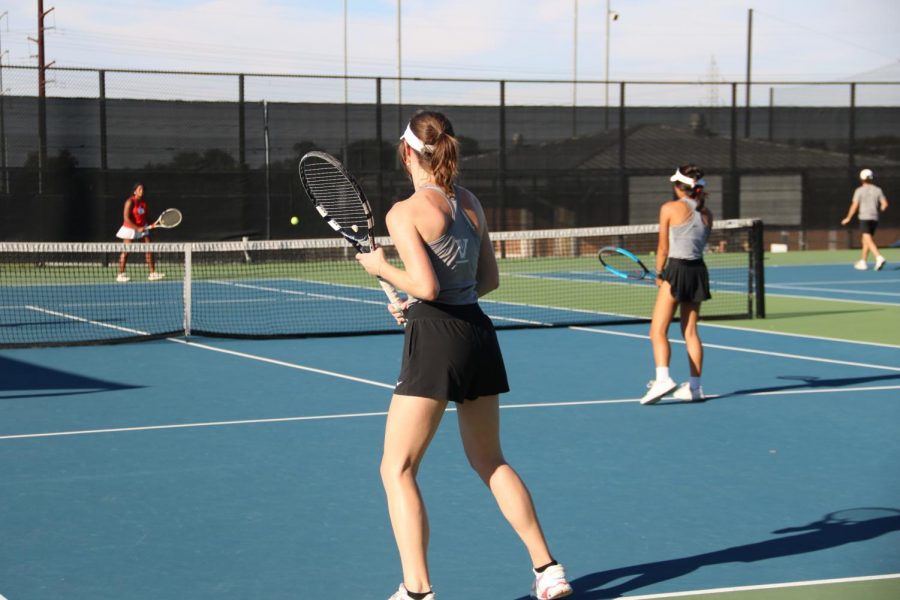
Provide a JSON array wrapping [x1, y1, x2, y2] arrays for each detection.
[[755, 9, 900, 62]]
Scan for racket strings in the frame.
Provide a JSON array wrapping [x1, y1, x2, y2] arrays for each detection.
[[303, 164, 370, 231], [601, 251, 643, 277], [158, 210, 182, 227]]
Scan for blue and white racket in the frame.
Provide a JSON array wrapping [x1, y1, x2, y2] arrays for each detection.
[[598, 246, 650, 280]]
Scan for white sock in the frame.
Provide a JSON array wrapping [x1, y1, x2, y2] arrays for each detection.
[[689, 376, 701, 390], [656, 366, 670, 382]]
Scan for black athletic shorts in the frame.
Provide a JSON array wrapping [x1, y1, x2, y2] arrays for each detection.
[[662, 257, 712, 304], [393, 301, 510, 403], [859, 220, 878, 236]]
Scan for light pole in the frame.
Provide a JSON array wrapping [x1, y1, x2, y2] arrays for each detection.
[[0, 12, 8, 193], [572, 0, 578, 137], [397, 0, 402, 132], [605, 1, 619, 131], [343, 0, 349, 162]]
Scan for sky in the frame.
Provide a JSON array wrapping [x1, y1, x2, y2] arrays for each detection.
[[1, 0, 899, 105]]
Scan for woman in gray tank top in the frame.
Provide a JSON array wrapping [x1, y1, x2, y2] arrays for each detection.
[[641, 164, 713, 405], [355, 111, 572, 600]]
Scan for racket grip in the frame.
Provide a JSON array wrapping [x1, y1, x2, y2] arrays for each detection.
[[377, 277, 403, 307], [377, 277, 406, 326]]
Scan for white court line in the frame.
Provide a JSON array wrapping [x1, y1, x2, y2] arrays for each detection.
[[25, 305, 395, 389], [26, 305, 150, 336], [768, 278, 900, 286], [700, 322, 900, 350], [766, 284, 899, 298], [622, 573, 900, 599], [168, 338, 395, 388], [763, 291, 898, 307], [570, 326, 900, 372], [2, 384, 898, 441]]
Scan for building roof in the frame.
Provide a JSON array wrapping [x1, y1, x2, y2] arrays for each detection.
[[462, 123, 899, 172]]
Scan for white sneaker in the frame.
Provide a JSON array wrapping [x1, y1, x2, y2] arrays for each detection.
[[531, 563, 573, 599], [116, 273, 130, 283], [673, 382, 704, 402], [640, 377, 677, 405], [875, 256, 886, 271], [854, 260, 868, 271], [148, 272, 166, 281], [387, 583, 435, 600]]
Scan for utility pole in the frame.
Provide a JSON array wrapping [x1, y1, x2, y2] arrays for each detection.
[[572, 0, 578, 138], [343, 0, 349, 163], [29, 0, 55, 192], [397, 0, 402, 134], [0, 12, 9, 194], [745, 8, 753, 138], [604, 2, 619, 131]]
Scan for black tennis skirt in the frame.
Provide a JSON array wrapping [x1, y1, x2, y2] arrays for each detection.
[[394, 301, 510, 403], [662, 258, 712, 304]]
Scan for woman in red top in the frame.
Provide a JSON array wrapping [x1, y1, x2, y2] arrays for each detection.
[[115, 182, 164, 282]]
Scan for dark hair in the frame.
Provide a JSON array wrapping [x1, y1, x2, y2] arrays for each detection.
[[673, 164, 706, 210], [132, 182, 144, 194], [398, 111, 460, 193]]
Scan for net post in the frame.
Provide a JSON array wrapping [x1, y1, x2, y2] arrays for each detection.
[[751, 219, 765, 318], [183, 244, 192, 337]]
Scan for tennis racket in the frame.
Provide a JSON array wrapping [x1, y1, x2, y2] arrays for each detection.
[[149, 208, 183, 229], [599, 246, 650, 280], [298, 151, 404, 312]]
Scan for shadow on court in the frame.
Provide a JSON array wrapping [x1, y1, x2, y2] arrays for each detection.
[[704, 373, 900, 402], [520, 508, 900, 599], [0, 355, 141, 400]]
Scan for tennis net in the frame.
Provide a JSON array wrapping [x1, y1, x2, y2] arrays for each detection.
[[0, 219, 764, 348]]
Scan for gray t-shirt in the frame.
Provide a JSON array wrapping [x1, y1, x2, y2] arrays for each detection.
[[852, 184, 885, 221]]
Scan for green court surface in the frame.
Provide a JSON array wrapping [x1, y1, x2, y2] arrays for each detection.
[[719, 248, 900, 346], [631, 575, 900, 599]]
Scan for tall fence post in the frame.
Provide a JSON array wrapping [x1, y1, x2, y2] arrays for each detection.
[[728, 82, 739, 219], [0, 59, 8, 194], [263, 100, 271, 240], [848, 82, 856, 179], [619, 81, 627, 223], [376, 77, 384, 218], [238, 74, 245, 167], [98, 70, 108, 237], [499, 80, 507, 255], [99, 70, 108, 170]]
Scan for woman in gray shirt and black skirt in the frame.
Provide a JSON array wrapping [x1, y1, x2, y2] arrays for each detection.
[[641, 164, 712, 405]]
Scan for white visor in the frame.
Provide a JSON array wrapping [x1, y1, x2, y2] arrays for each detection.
[[401, 124, 434, 154], [670, 168, 698, 187]]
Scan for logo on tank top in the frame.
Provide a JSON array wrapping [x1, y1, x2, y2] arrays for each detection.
[[456, 238, 470, 264]]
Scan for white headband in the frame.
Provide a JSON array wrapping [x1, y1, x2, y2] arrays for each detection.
[[670, 168, 705, 188], [401, 124, 435, 154]]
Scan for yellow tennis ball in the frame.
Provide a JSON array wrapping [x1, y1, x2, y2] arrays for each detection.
[[351, 224, 359, 232], [290, 216, 299, 225]]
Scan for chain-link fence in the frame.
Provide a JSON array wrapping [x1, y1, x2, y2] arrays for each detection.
[[1, 65, 898, 247]]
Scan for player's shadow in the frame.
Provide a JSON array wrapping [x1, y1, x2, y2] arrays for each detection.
[[0, 355, 141, 400], [514, 508, 900, 599], [703, 373, 900, 402]]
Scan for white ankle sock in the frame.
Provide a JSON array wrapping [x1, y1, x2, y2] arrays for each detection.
[[656, 366, 670, 381]]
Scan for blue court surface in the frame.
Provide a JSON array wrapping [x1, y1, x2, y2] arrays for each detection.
[[1, 321, 898, 599], [764, 263, 900, 306]]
